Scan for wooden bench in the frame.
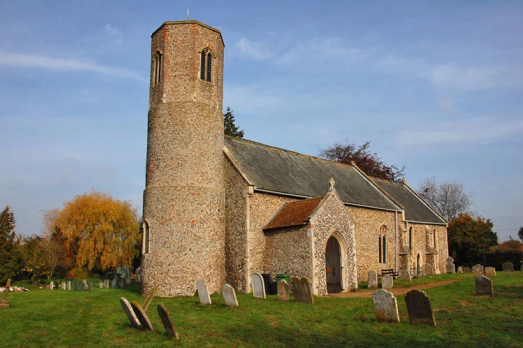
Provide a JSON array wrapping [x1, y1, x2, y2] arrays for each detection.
[[380, 269, 399, 279]]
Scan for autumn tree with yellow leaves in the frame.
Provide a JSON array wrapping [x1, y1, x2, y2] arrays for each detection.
[[48, 191, 141, 276]]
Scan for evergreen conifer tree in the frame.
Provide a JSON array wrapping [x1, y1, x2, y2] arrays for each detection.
[[224, 107, 244, 138], [0, 206, 21, 283]]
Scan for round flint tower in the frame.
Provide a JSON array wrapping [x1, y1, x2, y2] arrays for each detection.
[[142, 20, 225, 297]]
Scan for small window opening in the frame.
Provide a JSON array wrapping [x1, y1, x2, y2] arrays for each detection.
[[200, 48, 213, 82], [433, 229, 437, 249], [153, 51, 163, 86], [143, 221, 150, 254], [409, 227, 413, 251], [379, 226, 387, 263]]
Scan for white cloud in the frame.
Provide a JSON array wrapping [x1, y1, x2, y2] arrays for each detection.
[[397, 119, 523, 147], [0, 51, 145, 80], [104, 23, 123, 44], [235, 38, 273, 60]]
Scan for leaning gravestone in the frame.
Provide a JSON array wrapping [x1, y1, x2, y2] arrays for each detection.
[[104, 279, 109, 289], [457, 266, 463, 274], [50, 281, 54, 290], [277, 280, 290, 302], [0, 279, 11, 308], [157, 304, 180, 339], [67, 281, 71, 291], [475, 275, 493, 295], [446, 257, 456, 274], [131, 301, 154, 330], [142, 287, 156, 311], [424, 263, 434, 276], [291, 277, 314, 304], [405, 289, 436, 325], [74, 282, 79, 291], [252, 273, 266, 299], [222, 284, 239, 307], [502, 262, 514, 273], [381, 275, 393, 289], [399, 270, 411, 281], [472, 264, 484, 276], [485, 267, 496, 277], [120, 297, 140, 328], [372, 289, 400, 323], [196, 280, 211, 305], [368, 271, 378, 288]]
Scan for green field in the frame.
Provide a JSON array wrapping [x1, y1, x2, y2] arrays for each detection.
[[2, 273, 522, 348]]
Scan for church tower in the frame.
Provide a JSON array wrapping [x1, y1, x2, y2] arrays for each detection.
[[142, 21, 225, 297]]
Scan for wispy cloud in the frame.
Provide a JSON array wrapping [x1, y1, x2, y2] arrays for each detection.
[[0, 51, 145, 80], [278, 38, 368, 66], [235, 38, 273, 60], [397, 119, 523, 147], [104, 23, 123, 44]]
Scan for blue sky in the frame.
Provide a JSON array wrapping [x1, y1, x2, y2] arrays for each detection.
[[0, 1, 521, 241]]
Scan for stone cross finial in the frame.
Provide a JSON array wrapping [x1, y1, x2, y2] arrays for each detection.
[[329, 177, 335, 191]]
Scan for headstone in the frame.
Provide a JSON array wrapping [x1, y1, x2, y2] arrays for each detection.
[[62, 282, 66, 290], [81, 282, 86, 291], [463, 267, 471, 272], [368, 271, 378, 288], [104, 279, 109, 289], [475, 275, 493, 295], [277, 280, 290, 302], [125, 277, 131, 286], [157, 304, 180, 339], [74, 282, 79, 291], [502, 262, 514, 273], [0, 279, 11, 308], [399, 270, 411, 281], [252, 273, 266, 299], [88, 282, 92, 291], [424, 263, 434, 276], [372, 289, 400, 323], [99, 282, 104, 288], [381, 275, 393, 289], [196, 280, 211, 305], [472, 264, 484, 276], [446, 257, 455, 274], [120, 297, 140, 328], [82, 279, 87, 285], [50, 281, 54, 290], [67, 281, 71, 291], [457, 266, 463, 273], [222, 284, 239, 307], [110, 279, 116, 289], [118, 278, 125, 289], [291, 277, 314, 304], [142, 287, 156, 311], [405, 289, 436, 325], [485, 267, 496, 277], [131, 301, 154, 330]]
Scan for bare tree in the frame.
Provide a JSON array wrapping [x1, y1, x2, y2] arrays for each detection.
[[40, 233, 63, 280], [418, 177, 473, 222]]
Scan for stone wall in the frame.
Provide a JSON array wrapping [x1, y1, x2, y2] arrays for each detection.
[[264, 225, 311, 278], [347, 206, 397, 281], [403, 223, 448, 274]]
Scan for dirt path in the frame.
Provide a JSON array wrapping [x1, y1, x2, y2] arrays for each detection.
[[327, 279, 460, 298]]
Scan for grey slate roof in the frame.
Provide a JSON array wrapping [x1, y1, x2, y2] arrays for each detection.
[[224, 136, 399, 211], [370, 177, 446, 225]]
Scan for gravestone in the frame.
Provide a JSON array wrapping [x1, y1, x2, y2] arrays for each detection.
[[142, 287, 156, 311], [472, 264, 484, 276], [99, 282, 104, 288], [475, 275, 493, 295], [368, 271, 378, 288], [120, 297, 140, 328], [67, 281, 71, 291], [196, 280, 211, 305], [277, 280, 290, 302], [381, 275, 393, 289], [399, 270, 411, 281], [118, 278, 125, 289], [446, 257, 456, 274], [104, 279, 109, 289], [372, 289, 400, 323], [74, 282, 79, 291], [502, 262, 514, 273], [125, 277, 131, 286], [405, 289, 436, 325], [81, 282, 86, 291], [457, 266, 463, 274], [424, 263, 434, 276], [157, 304, 180, 339], [485, 267, 496, 277], [222, 284, 239, 307], [131, 301, 154, 330], [291, 277, 314, 304], [50, 281, 54, 290], [62, 282, 66, 290], [88, 282, 92, 291], [82, 279, 87, 285], [252, 273, 266, 299], [110, 279, 116, 289], [0, 279, 11, 308], [463, 267, 471, 272]]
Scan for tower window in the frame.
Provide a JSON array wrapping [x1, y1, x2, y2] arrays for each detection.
[[143, 220, 150, 254], [379, 226, 387, 264], [153, 51, 163, 86], [200, 48, 213, 82]]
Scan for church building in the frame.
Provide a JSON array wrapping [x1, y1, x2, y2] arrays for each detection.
[[141, 20, 448, 297]]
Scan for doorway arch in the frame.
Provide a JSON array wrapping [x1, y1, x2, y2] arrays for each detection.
[[325, 236, 342, 293]]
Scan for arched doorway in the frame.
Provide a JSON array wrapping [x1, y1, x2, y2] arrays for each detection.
[[326, 236, 342, 293]]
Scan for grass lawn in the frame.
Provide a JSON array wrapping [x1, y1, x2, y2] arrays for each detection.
[[2, 273, 522, 348]]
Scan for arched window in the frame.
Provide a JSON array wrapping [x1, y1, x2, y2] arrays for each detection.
[[153, 51, 163, 86], [409, 227, 413, 251], [379, 226, 387, 263], [143, 220, 150, 254], [200, 48, 212, 82]]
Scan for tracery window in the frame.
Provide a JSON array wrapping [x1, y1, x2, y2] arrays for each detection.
[[200, 48, 212, 82]]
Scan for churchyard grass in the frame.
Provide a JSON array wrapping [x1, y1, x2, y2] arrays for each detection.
[[2, 273, 522, 347]]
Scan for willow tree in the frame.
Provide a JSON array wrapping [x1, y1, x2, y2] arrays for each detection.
[[53, 191, 141, 275]]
